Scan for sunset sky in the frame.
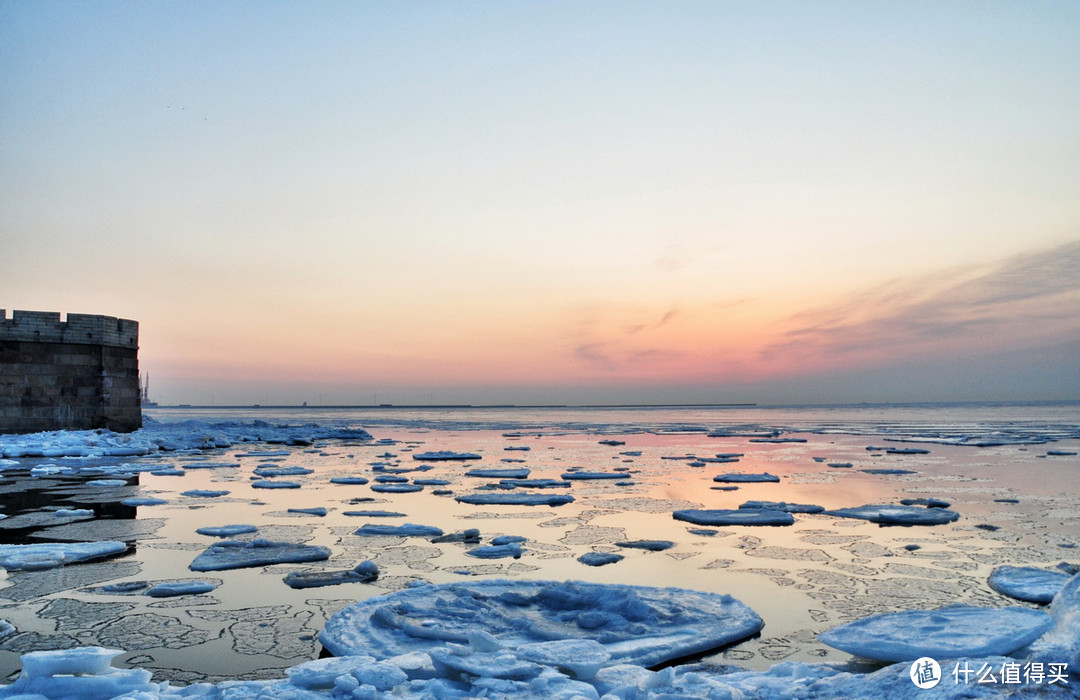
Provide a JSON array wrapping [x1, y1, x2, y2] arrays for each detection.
[[3, 2, 1079, 406]]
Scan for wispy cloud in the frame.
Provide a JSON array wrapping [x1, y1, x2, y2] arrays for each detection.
[[762, 239, 1080, 368]]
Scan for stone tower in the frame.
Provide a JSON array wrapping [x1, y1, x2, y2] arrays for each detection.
[[0, 310, 141, 433]]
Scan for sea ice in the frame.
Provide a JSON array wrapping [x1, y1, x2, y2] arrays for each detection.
[[319, 579, 764, 668], [739, 500, 825, 513], [0, 541, 127, 571], [712, 472, 780, 483], [560, 471, 625, 480], [500, 478, 571, 488], [121, 497, 167, 506], [615, 540, 674, 551], [180, 489, 229, 498], [578, 552, 623, 567], [818, 605, 1054, 662], [252, 465, 313, 476], [466, 543, 524, 559], [673, 509, 795, 526], [145, 581, 217, 597], [329, 476, 369, 485], [824, 504, 960, 525], [250, 479, 301, 489], [283, 561, 379, 589], [412, 451, 482, 461], [353, 523, 444, 537], [455, 493, 574, 507], [288, 507, 327, 516], [196, 524, 258, 537], [370, 483, 424, 493], [989, 565, 1073, 604], [189, 539, 331, 571], [466, 467, 530, 478]]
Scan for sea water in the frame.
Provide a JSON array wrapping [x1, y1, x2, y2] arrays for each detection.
[[0, 402, 1076, 683]]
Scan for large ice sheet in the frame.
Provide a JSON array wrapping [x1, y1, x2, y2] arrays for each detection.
[[318, 579, 764, 668], [819, 605, 1054, 662]]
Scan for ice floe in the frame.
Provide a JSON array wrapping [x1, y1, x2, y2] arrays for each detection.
[[354, 523, 444, 537], [578, 552, 623, 567], [466, 467, 530, 478], [713, 472, 780, 483], [318, 579, 764, 667], [989, 565, 1073, 604], [412, 451, 482, 461], [455, 493, 575, 507], [195, 524, 258, 538], [673, 509, 796, 526], [824, 504, 961, 525], [283, 561, 379, 588], [188, 539, 331, 571], [145, 581, 217, 597], [819, 604, 1054, 662], [0, 541, 127, 571], [739, 500, 825, 513]]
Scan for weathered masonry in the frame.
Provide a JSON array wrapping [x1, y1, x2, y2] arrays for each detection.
[[0, 310, 141, 433]]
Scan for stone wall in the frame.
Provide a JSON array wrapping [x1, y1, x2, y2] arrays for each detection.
[[0, 310, 141, 433]]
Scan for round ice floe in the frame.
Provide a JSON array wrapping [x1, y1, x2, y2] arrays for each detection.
[[354, 523, 443, 537], [673, 509, 795, 526], [823, 504, 959, 525], [819, 605, 1054, 662], [989, 565, 1072, 604], [319, 579, 763, 668]]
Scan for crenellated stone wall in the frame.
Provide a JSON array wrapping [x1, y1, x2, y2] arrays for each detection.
[[0, 310, 141, 433]]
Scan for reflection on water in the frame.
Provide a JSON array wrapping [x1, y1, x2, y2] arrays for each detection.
[[0, 405, 1077, 682]]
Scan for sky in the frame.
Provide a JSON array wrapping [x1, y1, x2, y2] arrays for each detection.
[[2, 1, 1079, 406]]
